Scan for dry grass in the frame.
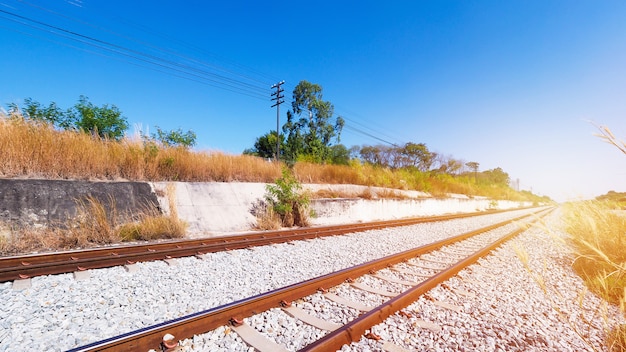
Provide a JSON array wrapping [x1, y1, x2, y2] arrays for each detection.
[[0, 116, 282, 182], [311, 188, 409, 200], [563, 201, 626, 304], [0, 114, 543, 203], [0, 193, 186, 255], [513, 203, 626, 351], [560, 200, 626, 351]]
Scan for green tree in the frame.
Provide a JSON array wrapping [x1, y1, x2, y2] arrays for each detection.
[[282, 80, 345, 163], [21, 98, 67, 127], [330, 144, 351, 165], [12, 96, 129, 139], [481, 167, 510, 185], [68, 95, 128, 140], [466, 161, 480, 180], [244, 131, 284, 159], [264, 168, 310, 227], [152, 126, 197, 148], [400, 142, 434, 171]]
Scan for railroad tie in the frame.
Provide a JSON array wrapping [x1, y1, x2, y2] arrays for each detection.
[[439, 249, 472, 256], [442, 284, 476, 298], [391, 267, 431, 277], [282, 305, 341, 331], [406, 262, 448, 271], [371, 273, 418, 286], [231, 323, 290, 352], [413, 319, 443, 332], [431, 300, 463, 313], [350, 282, 397, 298], [323, 292, 375, 312], [124, 263, 139, 273], [419, 257, 455, 265], [163, 258, 178, 266], [12, 278, 31, 290], [382, 341, 412, 352], [73, 270, 91, 281]]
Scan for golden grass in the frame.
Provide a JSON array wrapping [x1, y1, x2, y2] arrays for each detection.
[[0, 194, 186, 255], [0, 116, 282, 182], [560, 200, 626, 351], [563, 201, 626, 304], [0, 114, 543, 203]]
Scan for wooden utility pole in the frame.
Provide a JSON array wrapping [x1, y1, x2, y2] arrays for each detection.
[[271, 81, 285, 161]]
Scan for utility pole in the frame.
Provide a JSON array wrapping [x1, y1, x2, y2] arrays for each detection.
[[271, 81, 285, 161]]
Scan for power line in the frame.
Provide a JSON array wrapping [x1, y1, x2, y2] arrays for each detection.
[[0, 8, 270, 99], [343, 125, 398, 146], [17, 0, 279, 89], [1, 2, 415, 148]]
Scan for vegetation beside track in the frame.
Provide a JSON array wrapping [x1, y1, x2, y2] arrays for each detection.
[[538, 127, 626, 351], [0, 111, 548, 202], [0, 107, 549, 255], [0, 192, 186, 256]]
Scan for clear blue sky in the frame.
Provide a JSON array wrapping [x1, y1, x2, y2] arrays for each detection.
[[2, 1, 625, 202]]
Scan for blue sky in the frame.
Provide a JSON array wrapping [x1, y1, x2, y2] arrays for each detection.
[[1, 1, 625, 202]]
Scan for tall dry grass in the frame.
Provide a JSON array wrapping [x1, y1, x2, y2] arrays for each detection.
[[513, 204, 626, 351], [561, 201, 626, 351], [563, 201, 626, 304], [0, 116, 282, 182], [0, 192, 186, 255], [0, 114, 541, 202]]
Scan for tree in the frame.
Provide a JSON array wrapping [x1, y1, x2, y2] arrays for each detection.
[[400, 142, 434, 171], [68, 95, 128, 140], [282, 80, 345, 163], [330, 144, 351, 165], [244, 131, 284, 159], [466, 161, 479, 180], [22, 98, 66, 127], [152, 126, 197, 148], [430, 154, 464, 175], [481, 167, 510, 185], [15, 96, 129, 140], [359, 145, 384, 166]]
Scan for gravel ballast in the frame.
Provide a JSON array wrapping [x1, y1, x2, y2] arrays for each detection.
[[1, 208, 622, 351]]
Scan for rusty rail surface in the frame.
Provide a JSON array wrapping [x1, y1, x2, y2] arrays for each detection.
[[0, 208, 531, 283], [68, 208, 550, 352]]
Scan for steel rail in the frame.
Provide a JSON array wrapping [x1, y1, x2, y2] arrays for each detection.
[[68, 208, 550, 352], [0, 208, 533, 283], [300, 212, 546, 351]]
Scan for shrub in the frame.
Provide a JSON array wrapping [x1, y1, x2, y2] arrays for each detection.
[[264, 168, 310, 227]]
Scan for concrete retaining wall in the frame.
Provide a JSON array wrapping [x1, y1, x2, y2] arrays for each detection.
[[0, 179, 533, 235], [154, 182, 532, 236], [311, 198, 531, 226], [0, 179, 159, 227]]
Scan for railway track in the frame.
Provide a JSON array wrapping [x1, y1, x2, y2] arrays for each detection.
[[67, 208, 551, 352], [0, 208, 526, 283]]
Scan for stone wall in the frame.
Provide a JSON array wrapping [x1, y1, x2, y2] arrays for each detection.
[[0, 179, 159, 227]]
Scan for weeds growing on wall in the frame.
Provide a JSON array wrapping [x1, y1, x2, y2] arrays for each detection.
[[0, 190, 186, 255], [260, 168, 311, 228]]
